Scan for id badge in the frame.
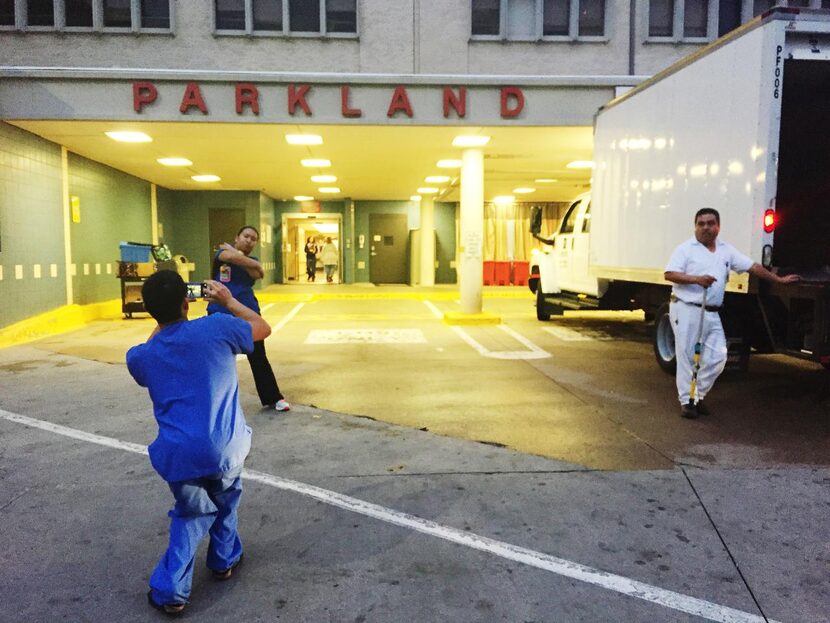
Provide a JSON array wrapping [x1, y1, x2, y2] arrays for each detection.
[[219, 264, 231, 283]]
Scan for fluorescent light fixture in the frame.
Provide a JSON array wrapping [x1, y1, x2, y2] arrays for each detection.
[[286, 134, 323, 145], [410, 195, 422, 201], [105, 131, 152, 143], [535, 178, 557, 183], [311, 175, 337, 183], [318, 187, 341, 193], [314, 223, 339, 234], [493, 195, 514, 205], [416, 187, 439, 194], [157, 157, 192, 166], [437, 159, 463, 168], [425, 176, 450, 183], [513, 187, 535, 194], [566, 160, 595, 169], [294, 195, 314, 201], [191, 174, 220, 182], [452, 135, 491, 147], [301, 159, 331, 167]]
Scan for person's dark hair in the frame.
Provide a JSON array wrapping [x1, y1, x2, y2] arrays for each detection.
[[142, 270, 186, 324], [695, 208, 720, 224], [237, 225, 259, 237]]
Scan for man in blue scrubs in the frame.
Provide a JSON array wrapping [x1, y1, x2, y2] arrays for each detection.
[[127, 270, 271, 615]]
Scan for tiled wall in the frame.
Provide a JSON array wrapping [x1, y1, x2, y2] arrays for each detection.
[[0, 123, 66, 327]]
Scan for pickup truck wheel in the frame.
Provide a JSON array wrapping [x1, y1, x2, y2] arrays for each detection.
[[653, 303, 676, 374], [536, 287, 551, 321], [528, 265, 540, 294]]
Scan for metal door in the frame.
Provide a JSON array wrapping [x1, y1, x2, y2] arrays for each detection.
[[208, 209, 246, 270], [369, 213, 408, 284]]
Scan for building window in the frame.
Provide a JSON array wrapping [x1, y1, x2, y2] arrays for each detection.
[[650, 1, 829, 42], [472, 0, 606, 40], [215, 0, 357, 35], [0, 0, 172, 31]]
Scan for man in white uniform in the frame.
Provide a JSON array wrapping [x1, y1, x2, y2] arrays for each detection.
[[664, 208, 800, 418]]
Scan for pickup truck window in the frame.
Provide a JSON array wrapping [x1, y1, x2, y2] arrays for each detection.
[[560, 200, 581, 234]]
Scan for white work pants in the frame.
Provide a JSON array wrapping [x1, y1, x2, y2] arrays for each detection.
[[669, 301, 727, 405]]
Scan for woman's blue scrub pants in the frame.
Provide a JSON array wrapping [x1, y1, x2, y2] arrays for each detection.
[[148, 465, 244, 605]]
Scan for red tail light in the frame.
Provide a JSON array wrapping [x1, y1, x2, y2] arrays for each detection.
[[763, 209, 776, 233]]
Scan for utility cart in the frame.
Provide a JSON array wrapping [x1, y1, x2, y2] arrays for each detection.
[[117, 242, 178, 318]]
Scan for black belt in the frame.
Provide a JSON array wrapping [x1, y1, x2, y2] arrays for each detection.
[[673, 297, 721, 312]]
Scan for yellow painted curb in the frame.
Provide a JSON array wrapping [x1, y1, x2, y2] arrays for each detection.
[[442, 311, 502, 325], [256, 289, 531, 304], [0, 299, 121, 349]]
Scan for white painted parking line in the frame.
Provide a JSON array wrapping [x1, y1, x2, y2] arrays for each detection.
[[305, 329, 427, 344], [270, 302, 305, 334], [423, 301, 551, 360], [543, 326, 613, 342], [0, 408, 776, 623]]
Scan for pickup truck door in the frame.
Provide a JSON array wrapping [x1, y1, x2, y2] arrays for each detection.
[[554, 198, 581, 293]]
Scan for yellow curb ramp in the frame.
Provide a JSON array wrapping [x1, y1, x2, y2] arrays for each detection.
[[442, 311, 502, 325], [0, 299, 122, 349]]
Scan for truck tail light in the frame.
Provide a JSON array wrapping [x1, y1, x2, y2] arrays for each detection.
[[763, 209, 776, 233]]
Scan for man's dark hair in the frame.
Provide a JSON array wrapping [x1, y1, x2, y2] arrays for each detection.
[[695, 208, 720, 224], [142, 270, 186, 324], [237, 225, 259, 237]]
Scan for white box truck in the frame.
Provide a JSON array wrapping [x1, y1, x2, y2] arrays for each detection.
[[530, 7, 830, 372]]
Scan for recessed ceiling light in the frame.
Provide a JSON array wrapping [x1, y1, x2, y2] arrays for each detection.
[[452, 135, 490, 147], [286, 134, 323, 145], [157, 157, 192, 166], [513, 187, 535, 194], [425, 175, 450, 183], [566, 160, 595, 169], [318, 187, 340, 193], [535, 178, 557, 183], [191, 174, 221, 182], [416, 187, 439, 194], [410, 195, 422, 201], [493, 195, 514, 205], [294, 195, 314, 201], [105, 131, 152, 143], [437, 159, 463, 168], [311, 175, 337, 183], [301, 159, 331, 167]]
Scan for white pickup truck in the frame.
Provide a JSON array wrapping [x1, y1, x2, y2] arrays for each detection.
[[530, 7, 830, 372]]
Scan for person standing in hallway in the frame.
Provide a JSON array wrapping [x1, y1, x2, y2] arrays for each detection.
[[127, 270, 271, 615], [209, 225, 290, 412], [304, 236, 318, 282], [320, 236, 339, 283], [664, 208, 799, 419]]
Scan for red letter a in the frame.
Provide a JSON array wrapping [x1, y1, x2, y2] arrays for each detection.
[[387, 86, 413, 118], [180, 82, 208, 114]]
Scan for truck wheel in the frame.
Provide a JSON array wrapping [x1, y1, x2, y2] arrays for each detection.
[[536, 287, 551, 321], [653, 303, 676, 374]]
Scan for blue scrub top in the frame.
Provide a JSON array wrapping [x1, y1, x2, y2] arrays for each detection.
[[127, 314, 254, 482], [207, 250, 260, 315]]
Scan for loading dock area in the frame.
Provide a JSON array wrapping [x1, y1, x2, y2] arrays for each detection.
[[1, 286, 827, 621]]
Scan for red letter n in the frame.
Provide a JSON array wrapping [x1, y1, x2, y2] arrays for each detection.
[[443, 87, 466, 118], [236, 83, 259, 115], [133, 82, 157, 113], [288, 84, 312, 116]]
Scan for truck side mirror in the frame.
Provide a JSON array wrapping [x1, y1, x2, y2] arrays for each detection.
[[530, 206, 542, 235]]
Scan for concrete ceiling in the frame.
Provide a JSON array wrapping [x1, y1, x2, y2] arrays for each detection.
[[10, 120, 594, 203]]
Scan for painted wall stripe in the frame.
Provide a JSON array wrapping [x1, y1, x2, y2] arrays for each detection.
[[0, 408, 775, 623]]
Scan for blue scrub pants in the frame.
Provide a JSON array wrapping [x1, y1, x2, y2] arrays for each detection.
[[148, 465, 244, 605]]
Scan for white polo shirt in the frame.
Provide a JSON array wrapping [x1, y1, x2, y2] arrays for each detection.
[[665, 237, 754, 307]]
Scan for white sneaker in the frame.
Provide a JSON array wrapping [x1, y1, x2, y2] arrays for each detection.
[[274, 399, 290, 412]]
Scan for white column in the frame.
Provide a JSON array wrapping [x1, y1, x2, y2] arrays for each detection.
[[61, 147, 73, 305], [459, 148, 484, 313], [419, 195, 435, 286]]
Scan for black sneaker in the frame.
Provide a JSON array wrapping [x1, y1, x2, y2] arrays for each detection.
[[695, 400, 710, 416], [681, 402, 698, 419], [147, 591, 186, 616], [212, 553, 244, 581]]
